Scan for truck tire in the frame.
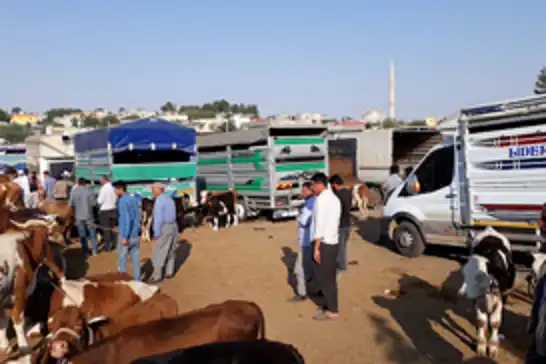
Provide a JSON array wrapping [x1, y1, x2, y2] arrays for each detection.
[[393, 221, 426, 258], [235, 202, 247, 221]]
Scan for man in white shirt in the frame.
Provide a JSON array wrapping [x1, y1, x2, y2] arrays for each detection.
[[310, 172, 341, 320], [97, 175, 118, 252], [382, 164, 403, 200], [13, 170, 31, 207]]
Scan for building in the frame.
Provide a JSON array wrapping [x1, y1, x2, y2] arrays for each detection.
[[10, 112, 41, 125]]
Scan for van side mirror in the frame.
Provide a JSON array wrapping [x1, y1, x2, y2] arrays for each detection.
[[405, 176, 420, 195]]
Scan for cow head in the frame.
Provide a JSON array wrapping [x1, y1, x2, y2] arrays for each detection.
[[46, 307, 109, 360]]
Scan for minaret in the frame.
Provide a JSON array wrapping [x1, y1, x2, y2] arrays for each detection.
[[389, 60, 396, 120]]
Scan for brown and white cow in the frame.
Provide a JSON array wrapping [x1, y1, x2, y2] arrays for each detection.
[[346, 183, 382, 219], [49, 300, 265, 364], [37, 199, 75, 245], [0, 209, 63, 354], [0, 181, 23, 210], [28, 274, 178, 362]]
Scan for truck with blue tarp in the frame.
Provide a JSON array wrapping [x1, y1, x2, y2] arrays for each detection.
[[0, 145, 27, 171], [74, 118, 197, 199]]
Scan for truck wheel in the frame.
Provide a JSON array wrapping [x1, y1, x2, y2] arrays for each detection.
[[235, 202, 247, 221], [393, 221, 426, 257]]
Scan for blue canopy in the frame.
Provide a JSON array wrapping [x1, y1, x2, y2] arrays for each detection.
[[74, 119, 196, 154]]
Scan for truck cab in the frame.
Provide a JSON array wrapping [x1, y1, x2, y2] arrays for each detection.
[[384, 95, 546, 257]]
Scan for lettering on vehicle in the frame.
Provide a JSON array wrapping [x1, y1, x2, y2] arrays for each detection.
[[508, 144, 546, 158]]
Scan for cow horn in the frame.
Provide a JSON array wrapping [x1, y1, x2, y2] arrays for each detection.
[[10, 219, 52, 229], [87, 316, 109, 325]]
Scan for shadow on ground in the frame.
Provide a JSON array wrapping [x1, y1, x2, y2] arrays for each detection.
[[371, 272, 530, 363], [141, 240, 192, 281], [280, 246, 298, 294]]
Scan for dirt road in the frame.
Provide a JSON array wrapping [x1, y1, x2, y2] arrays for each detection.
[[74, 217, 531, 364]]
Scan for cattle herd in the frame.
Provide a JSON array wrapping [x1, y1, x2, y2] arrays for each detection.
[[0, 172, 545, 362]]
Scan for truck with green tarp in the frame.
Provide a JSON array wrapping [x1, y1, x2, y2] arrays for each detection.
[[196, 125, 329, 219], [74, 118, 197, 199]]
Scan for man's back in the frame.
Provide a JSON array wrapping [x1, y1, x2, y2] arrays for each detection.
[[335, 188, 352, 229], [384, 174, 403, 195], [119, 194, 140, 238], [53, 180, 70, 199], [70, 186, 93, 221]]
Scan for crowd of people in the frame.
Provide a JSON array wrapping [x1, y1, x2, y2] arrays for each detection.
[[10, 169, 178, 283]]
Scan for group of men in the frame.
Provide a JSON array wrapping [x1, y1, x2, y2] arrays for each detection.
[[289, 172, 353, 321], [67, 176, 179, 283]]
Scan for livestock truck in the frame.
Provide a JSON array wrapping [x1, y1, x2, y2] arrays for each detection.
[[74, 118, 198, 199], [384, 95, 546, 257], [196, 125, 329, 220], [327, 125, 442, 200]]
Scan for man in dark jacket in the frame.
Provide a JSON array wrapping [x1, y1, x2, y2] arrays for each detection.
[[329, 175, 353, 272]]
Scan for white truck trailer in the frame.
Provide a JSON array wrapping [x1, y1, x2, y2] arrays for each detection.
[[384, 95, 546, 257]]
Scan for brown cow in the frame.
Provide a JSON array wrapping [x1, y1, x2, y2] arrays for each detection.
[[37, 200, 74, 245], [0, 181, 22, 209], [347, 183, 382, 219], [0, 222, 63, 354], [43, 300, 264, 364]]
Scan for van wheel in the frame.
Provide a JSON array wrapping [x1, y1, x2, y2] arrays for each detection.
[[393, 221, 426, 257]]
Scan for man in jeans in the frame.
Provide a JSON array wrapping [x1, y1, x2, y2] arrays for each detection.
[[113, 181, 141, 281], [97, 175, 118, 252], [329, 175, 353, 272], [69, 178, 98, 260], [287, 181, 316, 302], [310, 172, 341, 321]]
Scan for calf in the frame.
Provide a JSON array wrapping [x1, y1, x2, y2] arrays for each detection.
[[458, 226, 515, 360], [347, 183, 382, 219], [57, 300, 265, 364], [37, 200, 75, 245], [132, 340, 305, 364], [198, 190, 238, 231]]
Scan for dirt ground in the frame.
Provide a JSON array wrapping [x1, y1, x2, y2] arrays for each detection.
[[65, 213, 532, 364]]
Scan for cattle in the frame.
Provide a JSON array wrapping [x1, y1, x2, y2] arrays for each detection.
[[0, 182, 23, 210], [457, 226, 516, 360], [36, 199, 75, 245], [52, 300, 265, 364], [131, 340, 305, 364], [198, 190, 238, 231], [346, 183, 382, 219], [0, 216, 63, 355], [140, 196, 191, 243]]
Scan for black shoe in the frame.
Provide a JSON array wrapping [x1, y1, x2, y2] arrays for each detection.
[[287, 295, 307, 302]]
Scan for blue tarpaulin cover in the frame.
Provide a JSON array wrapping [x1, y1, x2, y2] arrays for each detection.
[[74, 119, 196, 154]]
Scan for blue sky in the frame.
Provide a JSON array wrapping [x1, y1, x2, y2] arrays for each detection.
[[1, 0, 545, 119]]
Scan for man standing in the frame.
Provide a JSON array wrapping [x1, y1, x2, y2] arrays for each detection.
[[113, 181, 141, 281], [69, 178, 98, 260], [42, 171, 56, 200], [288, 182, 316, 302], [310, 172, 341, 320], [13, 170, 30, 207], [97, 175, 118, 252], [150, 182, 178, 283], [382, 164, 403, 200], [329, 175, 353, 272], [53, 171, 72, 201]]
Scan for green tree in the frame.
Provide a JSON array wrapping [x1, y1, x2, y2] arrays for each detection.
[[0, 123, 33, 143], [535, 67, 546, 95], [381, 118, 399, 128], [42, 108, 82, 125], [160, 102, 177, 113], [0, 109, 10, 122], [11, 106, 22, 114], [122, 114, 141, 120], [100, 115, 120, 127], [82, 116, 101, 128], [407, 120, 427, 127]]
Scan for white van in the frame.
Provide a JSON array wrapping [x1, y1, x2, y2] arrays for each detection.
[[384, 95, 546, 257]]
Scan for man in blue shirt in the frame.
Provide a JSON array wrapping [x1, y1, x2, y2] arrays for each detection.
[[288, 182, 316, 302], [113, 181, 141, 281], [150, 182, 178, 283], [42, 171, 56, 200]]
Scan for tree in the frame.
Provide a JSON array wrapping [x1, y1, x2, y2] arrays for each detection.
[[0, 123, 33, 143], [160, 102, 177, 113], [535, 67, 546, 95], [100, 115, 120, 127], [42, 108, 82, 125], [0, 109, 10, 122], [82, 116, 101, 128], [381, 118, 399, 128], [407, 120, 427, 127], [11, 106, 22, 114]]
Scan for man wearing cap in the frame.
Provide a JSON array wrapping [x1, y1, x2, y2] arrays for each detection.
[[149, 182, 178, 283], [13, 169, 31, 207]]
